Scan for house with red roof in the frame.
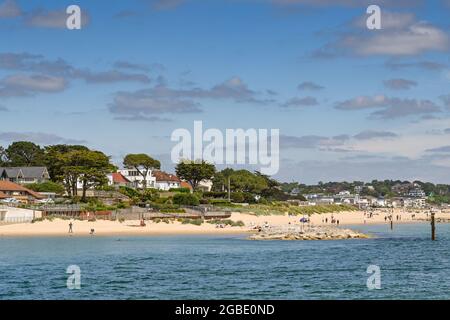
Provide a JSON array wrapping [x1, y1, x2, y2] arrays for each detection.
[[0, 180, 44, 204], [107, 172, 132, 188], [153, 171, 181, 191]]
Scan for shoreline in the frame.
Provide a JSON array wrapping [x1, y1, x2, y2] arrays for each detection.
[[0, 209, 446, 238]]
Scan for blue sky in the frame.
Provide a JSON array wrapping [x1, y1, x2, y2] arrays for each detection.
[[1, 0, 450, 183]]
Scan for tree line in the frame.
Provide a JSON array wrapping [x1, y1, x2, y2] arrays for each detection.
[[0, 141, 299, 203]]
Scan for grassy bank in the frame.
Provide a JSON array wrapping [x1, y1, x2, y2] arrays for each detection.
[[213, 203, 357, 216]]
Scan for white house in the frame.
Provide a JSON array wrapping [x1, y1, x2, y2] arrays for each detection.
[[118, 169, 156, 189], [197, 180, 213, 192], [408, 187, 426, 198], [374, 198, 387, 207], [404, 197, 427, 208], [153, 171, 181, 191]]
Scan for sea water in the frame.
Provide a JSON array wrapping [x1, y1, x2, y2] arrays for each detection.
[[1, 223, 449, 300]]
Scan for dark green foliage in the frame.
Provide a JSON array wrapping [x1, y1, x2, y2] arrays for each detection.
[[173, 193, 200, 206], [24, 181, 65, 194]]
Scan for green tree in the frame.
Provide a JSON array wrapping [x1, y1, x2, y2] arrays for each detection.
[[175, 160, 216, 191], [44, 144, 89, 181], [123, 154, 161, 189], [53, 149, 114, 200], [5, 141, 45, 166], [212, 168, 234, 192], [77, 150, 116, 201], [229, 170, 268, 193], [24, 181, 65, 194]]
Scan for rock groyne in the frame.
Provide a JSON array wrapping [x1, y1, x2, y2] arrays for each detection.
[[248, 225, 369, 240]]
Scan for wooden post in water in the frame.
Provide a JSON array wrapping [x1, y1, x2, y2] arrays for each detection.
[[431, 212, 436, 241], [390, 218, 393, 230]]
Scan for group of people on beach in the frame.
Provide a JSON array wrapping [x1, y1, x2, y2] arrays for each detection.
[[321, 216, 339, 225]]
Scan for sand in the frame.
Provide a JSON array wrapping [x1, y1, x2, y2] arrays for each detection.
[[0, 208, 448, 237]]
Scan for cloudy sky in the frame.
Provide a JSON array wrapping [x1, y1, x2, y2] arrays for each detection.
[[1, 0, 450, 183]]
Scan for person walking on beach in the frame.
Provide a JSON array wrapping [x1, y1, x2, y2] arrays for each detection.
[[68, 222, 73, 234]]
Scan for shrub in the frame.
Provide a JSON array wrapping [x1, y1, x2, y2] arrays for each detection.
[[153, 197, 171, 204], [208, 219, 245, 227], [169, 187, 191, 193], [25, 181, 65, 194], [181, 218, 203, 226], [203, 191, 227, 198], [141, 189, 159, 202], [119, 186, 140, 199], [173, 193, 200, 206], [231, 192, 245, 203], [25, 181, 64, 194]]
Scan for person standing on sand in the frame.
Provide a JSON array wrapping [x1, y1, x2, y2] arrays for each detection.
[[68, 222, 73, 233]]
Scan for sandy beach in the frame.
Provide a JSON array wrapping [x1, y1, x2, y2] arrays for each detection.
[[1, 208, 448, 237]]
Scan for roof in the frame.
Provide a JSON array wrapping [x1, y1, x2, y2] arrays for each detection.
[[0, 180, 44, 199], [112, 172, 130, 184], [181, 181, 193, 190], [153, 171, 180, 182], [0, 167, 49, 179]]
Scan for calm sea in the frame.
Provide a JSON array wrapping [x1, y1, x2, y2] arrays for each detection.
[[1, 223, 449, 300]]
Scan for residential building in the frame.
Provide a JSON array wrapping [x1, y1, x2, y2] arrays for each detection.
[[408, 187, 426, 198], [403, 197, 427, 208], [304, 193, 335, 205], [153, 171, 181, 191], [118, 168, 156, 189], [390, 197, 404, 208], [180, 181, 193, 192], [197, 180, 213, 192], [0, 180, 44, 204], [371, 197, 387, 207], [0, 167, 50, 184], [107, 172, 132, 188], [392, 182, 413, 195]]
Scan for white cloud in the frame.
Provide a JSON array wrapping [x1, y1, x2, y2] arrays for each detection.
[[335, 95, 441, 119], [3, 74, 66, 92], [354, 23, 449, 56]]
